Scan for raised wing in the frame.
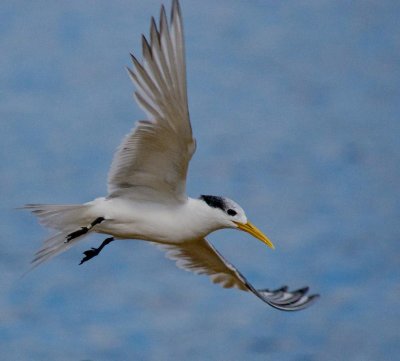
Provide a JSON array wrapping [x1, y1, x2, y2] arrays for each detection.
[[156, 239, 319, 311], [108, 0, 195, 203]]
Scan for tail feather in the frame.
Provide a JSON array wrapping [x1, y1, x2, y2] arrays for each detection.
[[31, 232, 79, 267], [24, 203, 89, 230], [23, 203, 94, 267]]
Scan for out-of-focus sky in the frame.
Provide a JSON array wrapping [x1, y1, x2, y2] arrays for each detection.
[[1, 1, 399, 360]]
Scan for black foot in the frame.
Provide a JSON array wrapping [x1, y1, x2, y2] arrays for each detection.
[[79, 237, 114, 265], [66, 227, 89, 242], [79, 248, 101, 265], [65, 217, 105, 243]]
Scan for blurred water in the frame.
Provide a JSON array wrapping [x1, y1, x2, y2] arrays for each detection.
[[1, 1, 399, 360]]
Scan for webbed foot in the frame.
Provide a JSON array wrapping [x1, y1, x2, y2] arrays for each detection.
[[65, 217, 105, 243], [79, 237, 114, 265]]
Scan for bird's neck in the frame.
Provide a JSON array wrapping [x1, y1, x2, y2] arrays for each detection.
[[182, 197, 226, 236]]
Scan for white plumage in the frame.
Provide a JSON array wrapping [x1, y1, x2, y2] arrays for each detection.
[[24, 0, 318, 311]]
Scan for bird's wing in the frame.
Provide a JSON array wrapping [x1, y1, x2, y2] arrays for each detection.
[[155, 239, 319, 311], [108, 0, 195, 203]]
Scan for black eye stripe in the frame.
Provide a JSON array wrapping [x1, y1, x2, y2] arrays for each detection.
[[199, 195, 225, 211], [199, 195, 238, 217]]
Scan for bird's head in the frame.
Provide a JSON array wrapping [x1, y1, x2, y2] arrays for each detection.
[[199, 195, 274, 249]]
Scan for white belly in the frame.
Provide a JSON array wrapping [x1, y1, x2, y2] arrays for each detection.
[[87, 196, 221, 243]]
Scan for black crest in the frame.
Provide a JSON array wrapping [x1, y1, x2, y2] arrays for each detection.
[[199, 195, 226, 211]]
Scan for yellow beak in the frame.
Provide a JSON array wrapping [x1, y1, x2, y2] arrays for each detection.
[[235, 221, 275, 249]]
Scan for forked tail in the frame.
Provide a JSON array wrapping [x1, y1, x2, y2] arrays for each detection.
[[23, 203, 96, 267]]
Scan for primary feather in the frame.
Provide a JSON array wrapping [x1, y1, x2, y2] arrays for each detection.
[[108, 0, 195, 203]]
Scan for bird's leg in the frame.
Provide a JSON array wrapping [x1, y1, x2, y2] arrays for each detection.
[[65, 217, 105, 243], [79, 237, 114, 265]]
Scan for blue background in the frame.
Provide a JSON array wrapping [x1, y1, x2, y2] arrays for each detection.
[[1, 0, 399, 360]]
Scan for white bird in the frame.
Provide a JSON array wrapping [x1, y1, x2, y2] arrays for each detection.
[[25, 0, 318, 311]]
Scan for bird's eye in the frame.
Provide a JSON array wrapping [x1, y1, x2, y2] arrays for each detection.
[[227, 209, 237, 216]]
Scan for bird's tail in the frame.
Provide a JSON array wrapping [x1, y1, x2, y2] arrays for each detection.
[[23, 203, 93, 267]]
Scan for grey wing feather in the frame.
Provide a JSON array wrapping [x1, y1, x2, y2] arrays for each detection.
[[156, 239, 249, 291], [108, 0, 195, 202], [155, 239, 319, 311]]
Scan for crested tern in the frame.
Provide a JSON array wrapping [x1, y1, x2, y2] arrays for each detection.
[[25, 0, 319, 311]]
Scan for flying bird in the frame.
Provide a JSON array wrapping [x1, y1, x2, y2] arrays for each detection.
[[25, 0, 319, 311]]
